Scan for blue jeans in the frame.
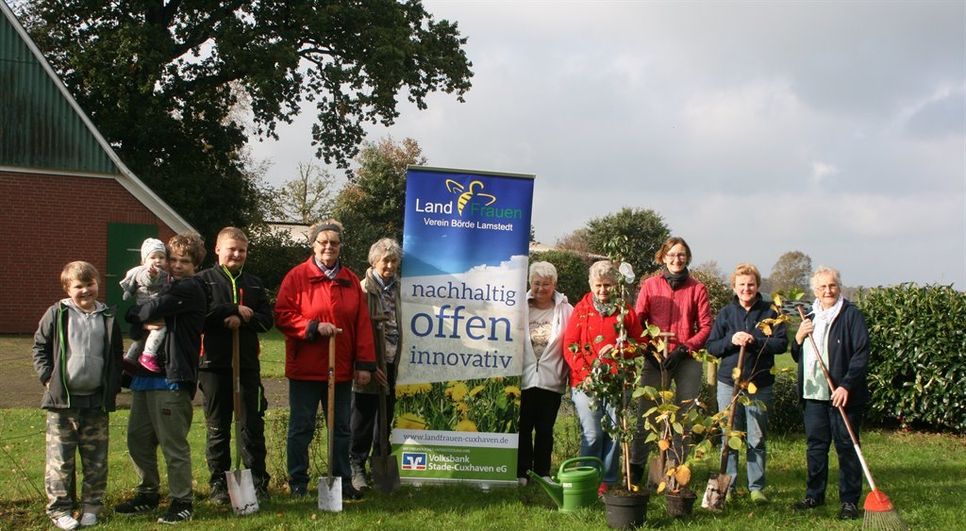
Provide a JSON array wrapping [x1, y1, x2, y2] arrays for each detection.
[[803, 399, 864, 504], [287, 379, 353, 490], [571, 388, 619, 485], [716, 382, 773, 491]]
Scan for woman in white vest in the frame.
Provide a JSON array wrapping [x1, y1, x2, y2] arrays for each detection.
[[517, 261, 573, 483]]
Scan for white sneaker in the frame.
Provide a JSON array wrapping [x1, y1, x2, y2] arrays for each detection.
[[51, 515, 79, 530], [79, 513, 97, 527]]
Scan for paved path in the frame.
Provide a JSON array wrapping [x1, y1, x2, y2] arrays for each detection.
[[0, 369, 290, 410]]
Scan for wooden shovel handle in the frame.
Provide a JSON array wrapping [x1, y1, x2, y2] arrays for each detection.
[[232, 327, 242, 471], [327, 329, 342, 480], [719, 344, 745, 474]]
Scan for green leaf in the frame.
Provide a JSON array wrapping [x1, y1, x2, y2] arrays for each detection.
[[728, 436, 743, 450]]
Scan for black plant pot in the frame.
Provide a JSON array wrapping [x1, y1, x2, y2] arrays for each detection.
[[665, 491, 697, 518], [602, 491, 649, 529]]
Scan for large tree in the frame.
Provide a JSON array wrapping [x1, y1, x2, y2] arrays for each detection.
[[332, 136, 426, 273], [555, 228, 592, 255], [266, 161, 335, 224], [585, 207, 670, 282], [769, 250, 813, 295], [18, 1, 472, 240]]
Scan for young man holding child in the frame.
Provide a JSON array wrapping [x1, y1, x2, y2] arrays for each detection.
[[197, 227, 274, 503], [33, 261, 124, 530], [114, 233, 208, 524]]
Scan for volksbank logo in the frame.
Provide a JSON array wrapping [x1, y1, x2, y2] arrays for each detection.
[[401, 452, 427, 470]]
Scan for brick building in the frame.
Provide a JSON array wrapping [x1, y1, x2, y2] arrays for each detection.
[[0, 2, 193, 333]]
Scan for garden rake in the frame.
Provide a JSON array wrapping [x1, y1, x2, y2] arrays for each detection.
[[797, 307, 907, 530]]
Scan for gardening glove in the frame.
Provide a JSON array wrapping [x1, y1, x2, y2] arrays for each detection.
[[662, 345, 689, 372]]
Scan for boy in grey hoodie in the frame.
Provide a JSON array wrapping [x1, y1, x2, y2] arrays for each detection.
[[32, 261, 123, 530]]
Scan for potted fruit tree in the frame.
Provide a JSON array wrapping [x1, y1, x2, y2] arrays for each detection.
[[579, 260, 656, 528], [634, 333, 730, 518]]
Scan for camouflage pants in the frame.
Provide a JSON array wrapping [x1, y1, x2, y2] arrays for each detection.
[[45, 409, 109, 518]]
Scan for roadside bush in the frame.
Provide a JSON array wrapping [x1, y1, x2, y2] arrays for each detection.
[[246, 227, 310, 303], [529, 250, 595, 305], [769, 370, 803, 434], [691, 268, 731, 317], [856, 283, 966, 433]]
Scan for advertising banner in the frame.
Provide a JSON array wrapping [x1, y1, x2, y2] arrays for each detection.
[[393, 166, 534, 486]]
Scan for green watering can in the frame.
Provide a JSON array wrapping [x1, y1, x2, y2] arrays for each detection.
[[528, 456, 604, 512]]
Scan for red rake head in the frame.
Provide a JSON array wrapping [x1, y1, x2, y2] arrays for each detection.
[[864, 489, 895, 512]]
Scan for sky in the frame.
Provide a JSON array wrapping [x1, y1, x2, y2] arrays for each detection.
[[248, 1, 966, 289]]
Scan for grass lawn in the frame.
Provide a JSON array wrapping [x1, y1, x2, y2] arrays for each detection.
[[1, 405, 963, 530], [259, 328, 286, 379], [3, 332, 963, 529]]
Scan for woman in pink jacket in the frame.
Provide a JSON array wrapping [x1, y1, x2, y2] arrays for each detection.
[[275, 220, 376, 500], [629, 236, 712, 482]]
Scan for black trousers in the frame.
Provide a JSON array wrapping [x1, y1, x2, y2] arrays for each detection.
[[517, 387, 563, 478], [803, 399, 864, 505], [350, 363, 397, 465], [198, 369, 269, 489]]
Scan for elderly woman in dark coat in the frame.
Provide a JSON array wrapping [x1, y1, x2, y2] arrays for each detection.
[[790, 266, 870, 521], [349, 238, 402, 490]]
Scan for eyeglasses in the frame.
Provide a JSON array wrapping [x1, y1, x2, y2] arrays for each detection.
[[315, 239, 341, 247], [665, 253, 688, 260]]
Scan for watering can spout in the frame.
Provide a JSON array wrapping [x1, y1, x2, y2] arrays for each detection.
[[528, 471, 564, 507]]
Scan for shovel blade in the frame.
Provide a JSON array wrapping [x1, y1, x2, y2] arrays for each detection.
[[700, 474, 733, 511], [371, 455, 401, 493], [317, 476, 343, 512], [225, 469, 259, 515]]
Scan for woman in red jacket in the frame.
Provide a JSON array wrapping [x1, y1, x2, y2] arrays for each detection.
[[563, 260, 643, 493], [275, 220, 376, 500], [629, 236, 712, 481]]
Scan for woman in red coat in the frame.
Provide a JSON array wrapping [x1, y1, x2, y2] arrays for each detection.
[[275, 220, 376, 500], [629, 236, 712, 481], [563, 260, 643, 493]]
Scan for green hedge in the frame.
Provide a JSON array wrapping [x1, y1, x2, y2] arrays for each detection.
[[856, 284, 966, 433], [691, 269, 731, 317], [529, 250, 595, 305], [245, 228, 311, 303]]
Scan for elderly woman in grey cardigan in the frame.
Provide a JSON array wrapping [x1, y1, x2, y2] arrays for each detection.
[[517, 261, 574, 483], [349, 238, 402, 490]]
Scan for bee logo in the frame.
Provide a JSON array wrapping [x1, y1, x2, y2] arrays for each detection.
[[445, 179, 497, 216]]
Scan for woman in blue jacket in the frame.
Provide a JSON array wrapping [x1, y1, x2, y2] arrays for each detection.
[[790, 266, 870, 521], [707, 263, 786, 503]]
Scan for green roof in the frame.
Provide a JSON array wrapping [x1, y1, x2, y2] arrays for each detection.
[[0, 3, 120, 175]]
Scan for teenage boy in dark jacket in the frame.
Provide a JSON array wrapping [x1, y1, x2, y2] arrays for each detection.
[[115, 233, 208, 525], [197, 227, 274, 503]]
